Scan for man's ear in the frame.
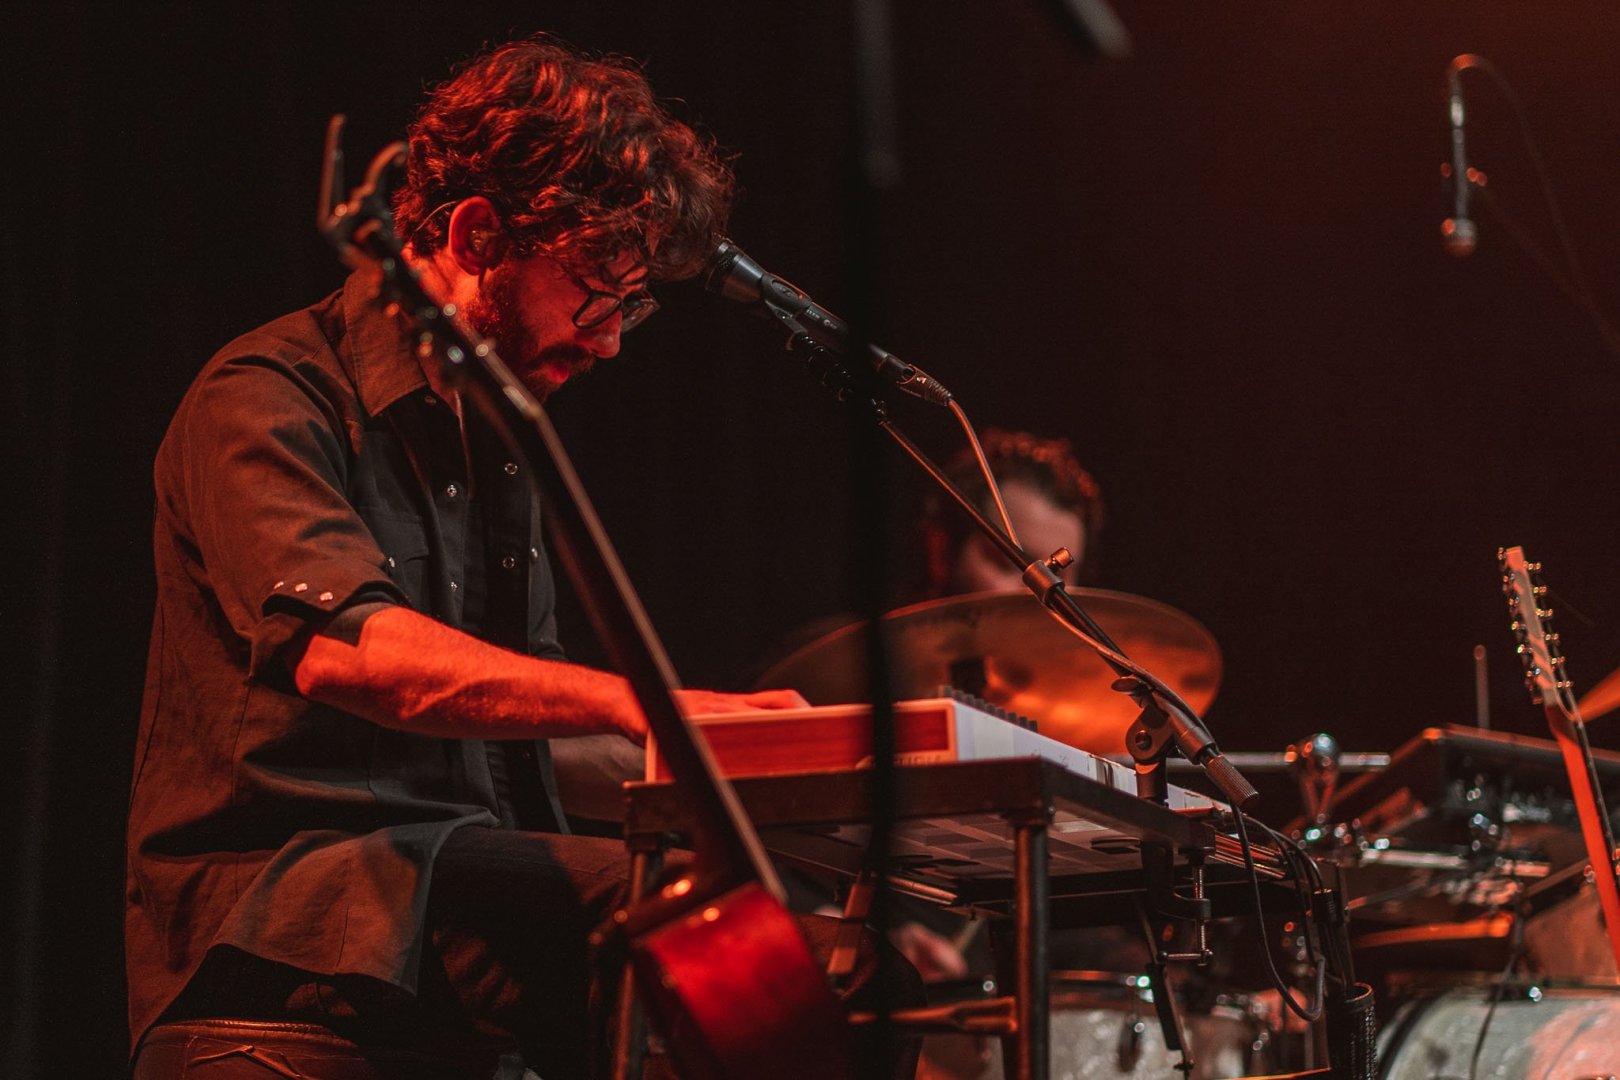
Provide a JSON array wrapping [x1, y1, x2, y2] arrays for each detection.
[[444, 197, 507, 275]]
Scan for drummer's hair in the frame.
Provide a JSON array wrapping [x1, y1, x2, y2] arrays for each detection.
[[920, 429, 1106, 596], [393, 35, 736, 282]]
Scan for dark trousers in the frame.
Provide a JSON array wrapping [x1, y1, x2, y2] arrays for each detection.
[[160, 826, 920, 1078]]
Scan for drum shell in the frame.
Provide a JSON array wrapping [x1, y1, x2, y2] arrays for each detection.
[[1523, 875, 1620, 980], [1379, 986, 1620, 1080], [977, 975, 1273, 1080]]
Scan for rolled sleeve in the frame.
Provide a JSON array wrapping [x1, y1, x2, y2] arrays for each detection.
[[165, 352, 407, 677], [253, 559, 405, 675]]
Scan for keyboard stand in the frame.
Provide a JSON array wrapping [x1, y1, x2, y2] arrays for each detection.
[[619, 758, 1217, 1080]]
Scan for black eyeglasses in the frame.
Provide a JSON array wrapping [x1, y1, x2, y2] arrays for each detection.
[[563, 269, 660, 333]]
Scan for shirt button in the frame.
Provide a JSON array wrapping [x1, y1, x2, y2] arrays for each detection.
[[528, 547, 540, 563], [423, 393, 438, 407], [450, 580, 459, 593], [500, 555, 518, 570], [445, 483, 459, 499], [386, 556, 397, 570], [503, 462, 519, 476]]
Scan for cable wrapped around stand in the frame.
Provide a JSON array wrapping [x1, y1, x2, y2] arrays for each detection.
[[1326, 982, 1377, 1080]]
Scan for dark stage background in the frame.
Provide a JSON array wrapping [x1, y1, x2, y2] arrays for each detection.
[[9, 3, 1620, 1074]]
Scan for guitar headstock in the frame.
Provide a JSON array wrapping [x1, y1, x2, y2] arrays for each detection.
[[1499, 545, 1580, 723]]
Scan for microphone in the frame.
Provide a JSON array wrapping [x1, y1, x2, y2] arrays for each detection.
[[704, 240, 953, 406], [1442, 55, 1482, 257]]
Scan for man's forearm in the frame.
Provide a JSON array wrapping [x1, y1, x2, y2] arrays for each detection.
[[289, 603, 646, 741]]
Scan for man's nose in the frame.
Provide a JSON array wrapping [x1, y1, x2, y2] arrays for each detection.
[[583, 315, 622, 358]]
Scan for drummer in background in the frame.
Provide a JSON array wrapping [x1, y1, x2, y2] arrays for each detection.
[[917, 429, 1105, 599]]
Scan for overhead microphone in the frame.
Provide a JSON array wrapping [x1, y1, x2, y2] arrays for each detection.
[[1442, 54, 1483, 257], [703, 240, 953, 406]]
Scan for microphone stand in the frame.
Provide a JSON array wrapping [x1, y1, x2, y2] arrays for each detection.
[[751, 304, 1263, 1077], [743, 298, 1258, 813]]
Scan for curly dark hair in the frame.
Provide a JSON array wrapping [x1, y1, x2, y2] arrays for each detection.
[[393, 37, 735, 281], [920, 429, 1106, 596]]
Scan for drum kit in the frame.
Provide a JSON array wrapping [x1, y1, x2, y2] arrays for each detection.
[[762, 587, 1620, 1079]]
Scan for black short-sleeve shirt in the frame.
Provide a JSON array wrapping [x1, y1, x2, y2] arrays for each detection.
[[126, 270, 569, 1051]]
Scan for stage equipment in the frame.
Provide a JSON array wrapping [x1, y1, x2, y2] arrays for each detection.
[[754, 590, 1221, 757], [1310, 724, 1620, 932], [650, 694, 1221, 820], [702, 221, 1384, 1072], [625, 753, 1306, 1080]]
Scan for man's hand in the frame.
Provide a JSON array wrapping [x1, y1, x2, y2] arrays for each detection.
[[889, 921, 970, 983]]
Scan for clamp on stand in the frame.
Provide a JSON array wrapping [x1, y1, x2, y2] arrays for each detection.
[[1128, 689, 1217, 1079]]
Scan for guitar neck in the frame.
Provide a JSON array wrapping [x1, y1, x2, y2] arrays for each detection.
[[1502, 545, 1620, 969], [1551, 703, 1620, 870]]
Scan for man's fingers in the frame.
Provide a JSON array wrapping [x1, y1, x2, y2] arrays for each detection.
[[671, 687, 809, 715], [740, 688, 810, 710]]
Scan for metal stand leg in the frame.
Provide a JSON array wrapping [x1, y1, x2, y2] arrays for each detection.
[[609, 845, 661, 1080], [1011, 817, 1049, 1080]]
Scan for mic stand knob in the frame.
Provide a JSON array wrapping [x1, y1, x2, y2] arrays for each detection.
[[1044, 548, 1074, 575], [1286, 732, 1341, 827]]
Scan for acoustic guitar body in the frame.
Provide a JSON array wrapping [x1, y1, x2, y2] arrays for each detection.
[[631, 882, 856, 1080]]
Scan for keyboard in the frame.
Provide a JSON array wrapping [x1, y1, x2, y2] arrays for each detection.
[[650, 693, 1214, 814]]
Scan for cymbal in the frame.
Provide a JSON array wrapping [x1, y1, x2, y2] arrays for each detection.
[[1580, 665, 1620, 721], [755, 589, 1222, 756]]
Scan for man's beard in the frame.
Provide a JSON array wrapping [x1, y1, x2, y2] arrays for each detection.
[[465, 263, 595, 400]]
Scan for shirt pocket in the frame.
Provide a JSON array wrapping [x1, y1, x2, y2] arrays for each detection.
[[365, 511, 433, 610]]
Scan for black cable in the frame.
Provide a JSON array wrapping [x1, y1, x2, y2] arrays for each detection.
[[948, 400, 1021, 545], [1229, 808, 1326, 1025], [1462, 58, 1596, 317], [1398, 882, 1531, 1080], [1464, 889, 1526, 1080], [1472, 184, 1620, 360]]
